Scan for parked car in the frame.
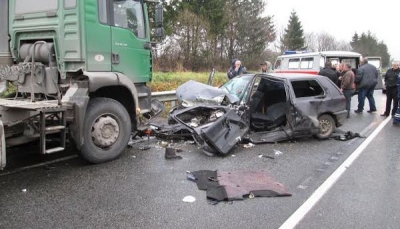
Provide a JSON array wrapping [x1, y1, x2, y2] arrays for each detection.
[[167, 73, 347, 156]]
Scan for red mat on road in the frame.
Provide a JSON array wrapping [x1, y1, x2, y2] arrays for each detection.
[[191, 170, 291, 201]]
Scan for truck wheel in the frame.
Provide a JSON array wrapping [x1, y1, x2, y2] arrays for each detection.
[[316, 114, 335, 139], [81, 98, 131, 163]]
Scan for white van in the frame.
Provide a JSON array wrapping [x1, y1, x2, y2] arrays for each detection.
[[273, 51, 362, 74], [273, 51, 383, 90]]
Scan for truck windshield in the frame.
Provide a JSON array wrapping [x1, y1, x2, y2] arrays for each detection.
[[15, 0, 58, 14], [113, 0, 146, 39]]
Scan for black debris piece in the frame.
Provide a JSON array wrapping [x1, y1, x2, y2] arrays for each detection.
[[165, 147, 182, 160], [191, 170, 219, 190], [331, 131, 365, 141]]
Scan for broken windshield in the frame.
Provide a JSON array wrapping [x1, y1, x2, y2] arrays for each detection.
[[221, 75, 253, 101]]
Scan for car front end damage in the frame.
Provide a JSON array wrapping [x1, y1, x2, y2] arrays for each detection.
[[169, 105, 248, 156], [152, 73, 348, 156]]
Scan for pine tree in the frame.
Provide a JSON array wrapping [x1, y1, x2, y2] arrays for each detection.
[[281, 10, 306, 52], [350, 31, 391, 67]]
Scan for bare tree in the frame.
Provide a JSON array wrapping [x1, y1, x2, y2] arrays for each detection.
[[316, 32, 336, 51], [304, 32, 318, 52], [305, 32, 352, 51]]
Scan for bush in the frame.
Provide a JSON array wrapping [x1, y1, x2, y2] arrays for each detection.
[[149, 71, 228, 92]]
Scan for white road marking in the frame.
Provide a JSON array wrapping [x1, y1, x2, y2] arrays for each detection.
[[279, 116, 392, 229], [0, 155, 78, 177]]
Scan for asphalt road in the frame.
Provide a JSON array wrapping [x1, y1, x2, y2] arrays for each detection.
[[0, 91, 392, 229]]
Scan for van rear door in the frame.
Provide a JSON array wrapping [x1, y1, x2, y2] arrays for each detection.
[[366, 56, 384, 90]]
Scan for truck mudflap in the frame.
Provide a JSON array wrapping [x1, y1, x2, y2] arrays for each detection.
[[0, 120, 6, 170]]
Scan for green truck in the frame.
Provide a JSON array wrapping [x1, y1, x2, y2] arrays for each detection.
[[0, 0, 164, 169]]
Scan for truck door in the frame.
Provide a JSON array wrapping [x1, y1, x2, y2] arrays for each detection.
[[110, 0, 151, 83]]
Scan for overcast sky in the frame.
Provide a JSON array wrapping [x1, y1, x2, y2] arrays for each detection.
[[265, 0, 400, 61]]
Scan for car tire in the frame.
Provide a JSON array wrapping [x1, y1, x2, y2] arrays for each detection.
[[80, 98, 131, 164], [316, 114, 335, 139]]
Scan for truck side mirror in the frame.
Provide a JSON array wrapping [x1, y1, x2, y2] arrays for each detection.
[[154, 27, 164, 38], [154, 3, 164, 38], [155, 3, 163, 28]]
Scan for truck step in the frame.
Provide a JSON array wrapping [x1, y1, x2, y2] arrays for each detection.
[[45, 125, 66, 132], [45, 147, 65, 154]]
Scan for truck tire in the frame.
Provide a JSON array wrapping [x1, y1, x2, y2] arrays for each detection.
[[80, 98, 131, 164], [316, 114, 335, 139]]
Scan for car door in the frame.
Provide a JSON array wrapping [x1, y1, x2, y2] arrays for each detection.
[[200, 108, 249, 155], [110, 0, 151, 82], [289, 79, 323, 136], [243, 75, 298, 143]]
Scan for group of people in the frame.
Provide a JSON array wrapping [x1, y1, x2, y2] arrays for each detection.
[[319, 58, 400, 125], [319, 58, 380, 118], [318, 61, 357, 118]]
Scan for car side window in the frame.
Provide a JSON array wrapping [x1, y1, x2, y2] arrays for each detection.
[[291, 80, 324, 98]]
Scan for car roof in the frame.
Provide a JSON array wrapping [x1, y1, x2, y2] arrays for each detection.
[[259, 73, 326, 81]]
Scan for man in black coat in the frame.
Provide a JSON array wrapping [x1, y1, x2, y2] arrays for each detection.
[[318, 61, 339, 86], [354, 58, 378, 113], [381, 62, 400, 116]]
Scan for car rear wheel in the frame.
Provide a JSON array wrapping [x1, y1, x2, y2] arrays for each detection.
[[316, 114, 335, 139]]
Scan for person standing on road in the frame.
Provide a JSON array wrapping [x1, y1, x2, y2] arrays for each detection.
[[354, 58, 378, 113], [318, 61, 339, 85], [381, 62, 400, 117], [392, 75, 400, 125], [336, 63, 345, 88], [227, 60, 247, 79], [261, 61, 273, 73], [340, 63, 355, 118]]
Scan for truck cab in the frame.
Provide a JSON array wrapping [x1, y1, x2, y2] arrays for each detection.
[[0, 0, 164, 169]]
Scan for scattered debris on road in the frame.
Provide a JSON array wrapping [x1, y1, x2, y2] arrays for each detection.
[[182, 195, 196, 203], [258, 154, 275, 159], [331, 131, 365, 141], [273, 149, 283, 155], [165, 147, 182, 160], [243, 143, 255, 148], [187, 170, 291, 204]]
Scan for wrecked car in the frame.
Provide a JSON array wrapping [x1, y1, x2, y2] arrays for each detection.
[[167, 73, 347, 156]]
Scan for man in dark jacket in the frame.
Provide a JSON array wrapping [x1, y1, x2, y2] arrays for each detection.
[[392, 75, 400, 125], [354, 58, 378, 113], [381, 62, 400, 116], [318, 61, 338, 86], [227, 60, 247, 79]]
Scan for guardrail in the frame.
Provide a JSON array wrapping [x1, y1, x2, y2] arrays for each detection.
[[151, 90, 177, 102], [152, 90, 178, 106]]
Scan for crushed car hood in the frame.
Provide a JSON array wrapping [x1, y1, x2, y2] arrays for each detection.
[[176, 80, 239, 107]]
